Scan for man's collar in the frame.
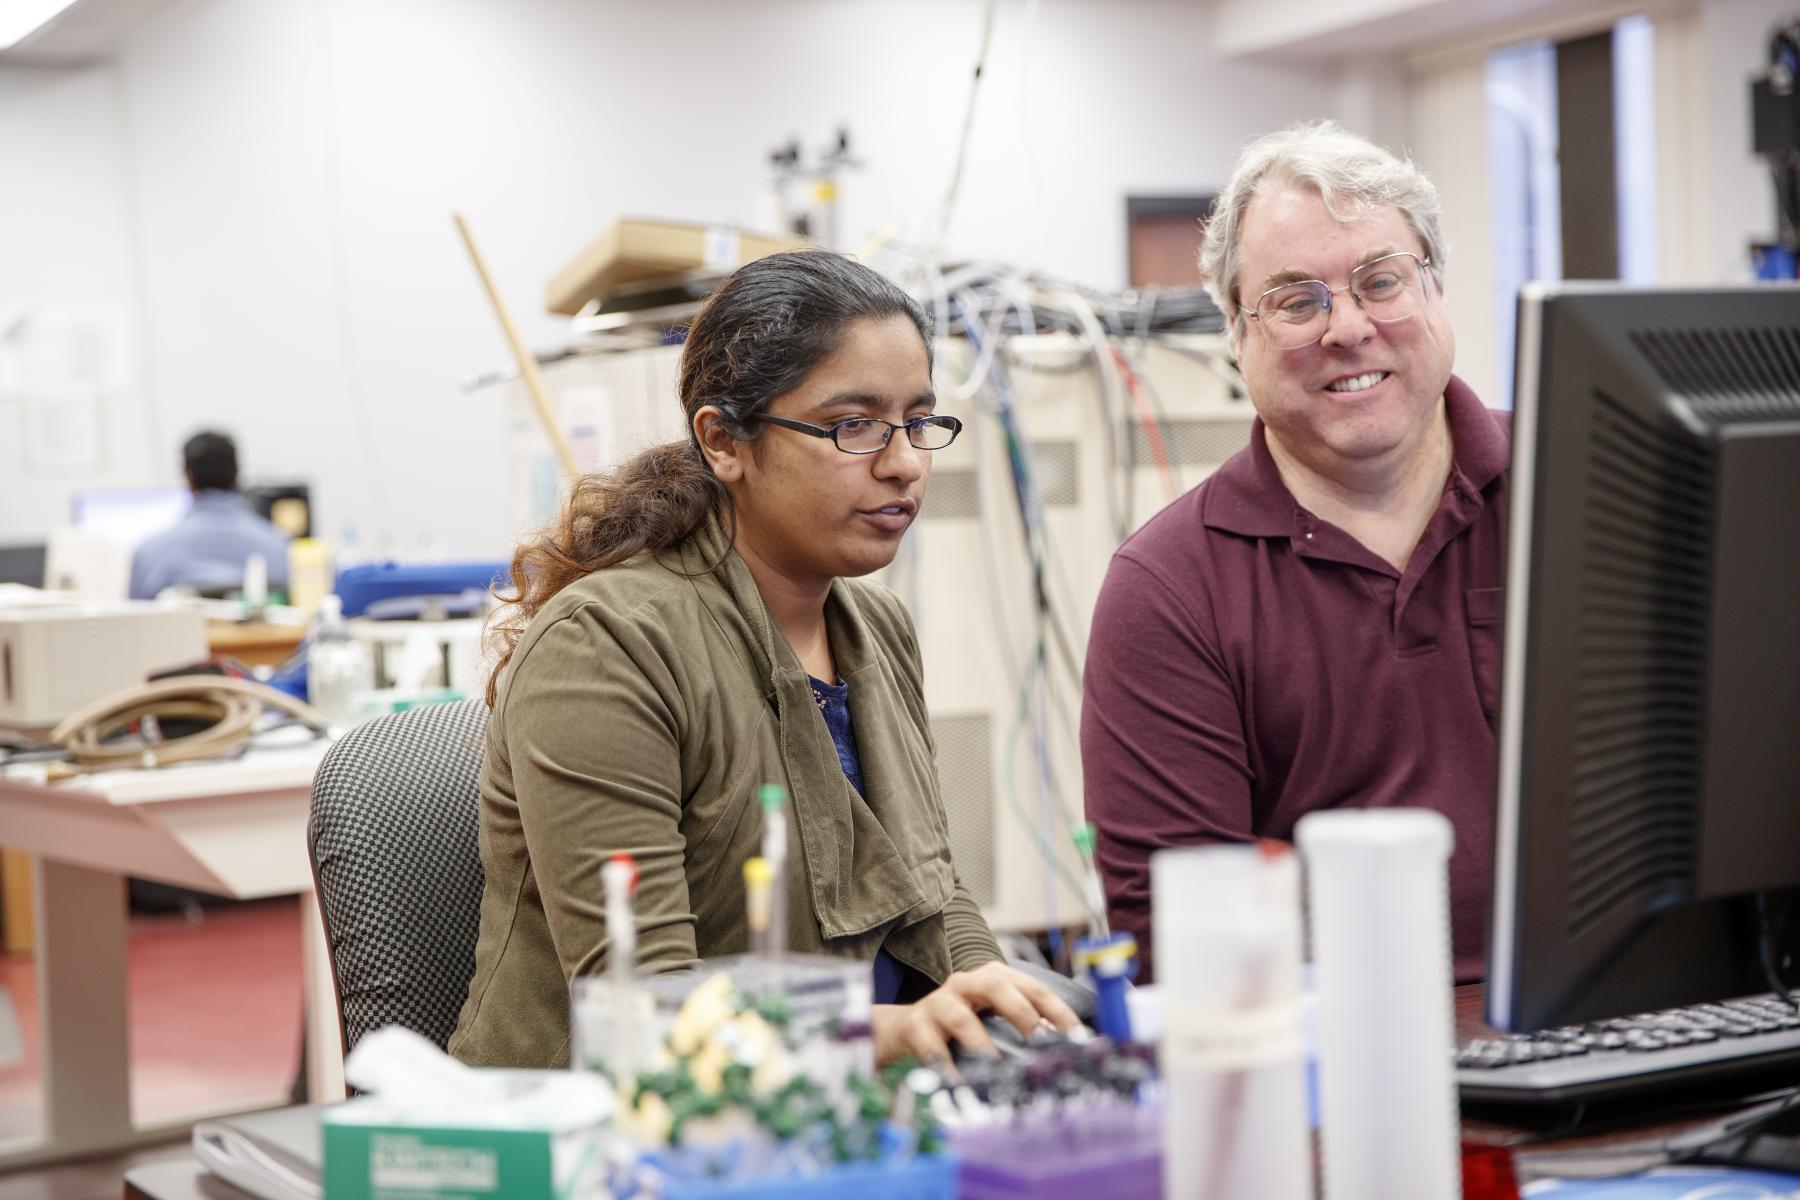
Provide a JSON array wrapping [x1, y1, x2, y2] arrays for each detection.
[[1197, 421, 1293, 537], [1447, 374, 1509, 490], [192, 488, 252, 509], [1202, 374, 1506, 537]]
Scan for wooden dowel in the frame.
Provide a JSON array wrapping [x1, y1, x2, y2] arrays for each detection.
[[452, 212, 579, 478]]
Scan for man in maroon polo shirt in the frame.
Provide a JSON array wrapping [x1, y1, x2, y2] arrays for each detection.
[[1082, 121, 1506, 983]]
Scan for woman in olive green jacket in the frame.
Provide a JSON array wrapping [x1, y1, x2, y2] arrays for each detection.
[[449, 250, 1077, 1071]]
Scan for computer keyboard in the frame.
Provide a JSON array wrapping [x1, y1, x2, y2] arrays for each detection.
[[1456, 993, 1800, 1105]]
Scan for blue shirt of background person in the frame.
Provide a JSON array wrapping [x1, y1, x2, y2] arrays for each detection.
[[128, 430, 292, 600]]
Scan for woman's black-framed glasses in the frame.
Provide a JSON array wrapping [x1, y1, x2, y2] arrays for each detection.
[[749, 413, 963, 455]]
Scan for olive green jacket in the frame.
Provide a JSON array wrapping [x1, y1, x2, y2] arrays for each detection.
[[448, 518, 1002, 1068]]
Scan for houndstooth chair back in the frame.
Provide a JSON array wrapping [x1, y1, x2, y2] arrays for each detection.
[[308, 698, 489, 1054]]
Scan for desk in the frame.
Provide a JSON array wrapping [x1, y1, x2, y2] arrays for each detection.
[[116, 992, 1796, 1200], [204, 621, 307, 671], [0, 733, 347, 1169], [124, 1160, 254, 1200], [117, 1093, 1791, 1200], [1453, 984, 1800, 1185]]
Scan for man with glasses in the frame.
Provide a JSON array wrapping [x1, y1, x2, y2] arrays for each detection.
[[1081, 122, 1508, 984]]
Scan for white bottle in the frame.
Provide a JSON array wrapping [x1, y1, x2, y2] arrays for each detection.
[[1297, 809, 1461, 1200], [1154, 844, 1313, 1200], [242, 552, 268, 611], [308, 593, 373, 731]]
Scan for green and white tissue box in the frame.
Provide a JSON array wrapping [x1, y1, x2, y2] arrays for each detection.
[[322, 1069, 610, 1200]]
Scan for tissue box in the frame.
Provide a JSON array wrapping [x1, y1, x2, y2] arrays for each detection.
[[322, 1070, 608, 1200]]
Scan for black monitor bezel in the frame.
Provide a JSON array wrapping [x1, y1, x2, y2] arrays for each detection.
[[1488, 282, 1800, 1033]]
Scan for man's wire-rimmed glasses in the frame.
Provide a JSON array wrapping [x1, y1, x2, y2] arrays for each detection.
[[1241, 251, 1434, 350], [749, 412, 964, 455]]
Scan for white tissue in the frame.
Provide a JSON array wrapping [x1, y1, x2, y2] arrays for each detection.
[[342, 1026, 615, 1129], [343, 1026, 506, 1110]]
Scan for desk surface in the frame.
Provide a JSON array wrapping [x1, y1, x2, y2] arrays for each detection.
[[206, 621, 307, 670], [122, 992, 1788, 1200], [124, 1160, 256, 1200], [0, 727, 326, 807], [0, 730, 326, 896]]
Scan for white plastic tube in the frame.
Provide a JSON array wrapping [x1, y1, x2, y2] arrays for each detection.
[[1153, 844, 1313, 1200], [1296, 808, 1461, 1200]]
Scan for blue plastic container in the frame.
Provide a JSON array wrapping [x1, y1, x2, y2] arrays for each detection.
[[332, 561, 506, 618], [954, 1107, 1161, 1200], [659, 1155, 957, 1200]]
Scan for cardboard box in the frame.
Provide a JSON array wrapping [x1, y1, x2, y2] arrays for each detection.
[[546, 219, 808, 315]]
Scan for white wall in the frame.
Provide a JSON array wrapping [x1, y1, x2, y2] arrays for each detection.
[[1402, 0, 1787, 403], [0, 66, 157, 539], [1634, 0, 1787, 286], [1695, 0, 1790, 281], [1, 0, 1385, 559]]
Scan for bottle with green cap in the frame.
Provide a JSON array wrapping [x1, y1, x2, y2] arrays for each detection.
[[1071, 821, 1109, 939]]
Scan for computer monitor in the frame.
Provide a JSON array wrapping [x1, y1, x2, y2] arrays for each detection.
[[70, 487, 192, 550], [0, 543, 47, 587], [243, 482, 312, 538], [1488, 282, 1800, 1034]]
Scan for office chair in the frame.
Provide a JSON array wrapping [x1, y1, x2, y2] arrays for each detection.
[[307, 698, 489, 1053]]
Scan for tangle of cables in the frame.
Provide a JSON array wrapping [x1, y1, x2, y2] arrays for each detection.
[[865, 242, 1245, 948]]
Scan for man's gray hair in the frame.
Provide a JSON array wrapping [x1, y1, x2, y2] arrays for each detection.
[[1199, 120, 1447, 324]]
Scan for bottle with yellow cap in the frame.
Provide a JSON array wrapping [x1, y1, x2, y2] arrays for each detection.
[[287, 537, 332, 617], [744, 856, 776, 961]]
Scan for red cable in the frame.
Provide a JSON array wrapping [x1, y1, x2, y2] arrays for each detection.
[[1107, 346, 1177, 504]]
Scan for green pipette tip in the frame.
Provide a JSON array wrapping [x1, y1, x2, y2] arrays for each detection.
[[759, 784, 787, 813], [1071, 823, 1097, 855]]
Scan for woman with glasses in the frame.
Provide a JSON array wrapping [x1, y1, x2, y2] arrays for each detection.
[[450, 249, 1079, 1071]]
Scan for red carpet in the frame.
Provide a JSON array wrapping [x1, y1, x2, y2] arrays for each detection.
[[0, 896, 303, 1140]]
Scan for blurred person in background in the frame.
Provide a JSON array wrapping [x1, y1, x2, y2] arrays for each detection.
[[129, 430, 291, 600]]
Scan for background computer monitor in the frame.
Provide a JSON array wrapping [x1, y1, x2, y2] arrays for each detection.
[[243, 482, 312, 538], [0, 544, 47, 587], [1488, 282, 1800, 1034], [70, 487, 192, 550]]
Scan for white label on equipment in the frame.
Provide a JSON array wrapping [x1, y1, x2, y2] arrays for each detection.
[[1161, 1000, 1305, 1073], [703, 227, 740, 270]]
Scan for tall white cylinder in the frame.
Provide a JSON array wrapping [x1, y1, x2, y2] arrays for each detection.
[[1296, 808, 1461, 1200], [1153, 844, 1314, 1200]]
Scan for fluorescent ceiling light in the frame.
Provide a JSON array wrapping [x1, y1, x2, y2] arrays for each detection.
[[0, 0, 82, 51]]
